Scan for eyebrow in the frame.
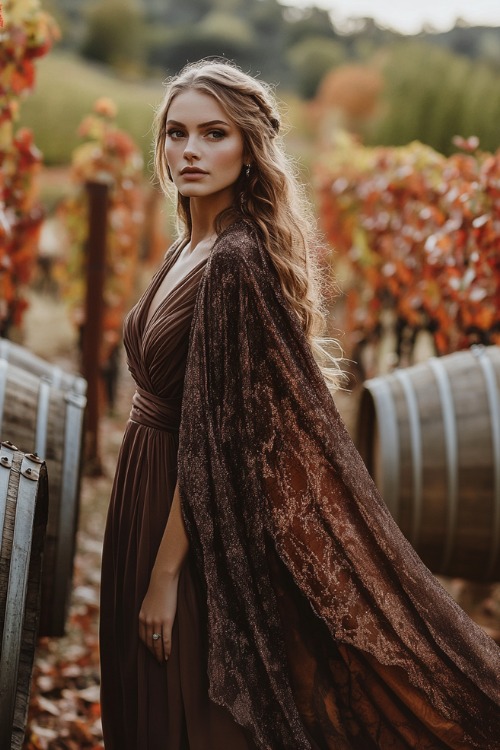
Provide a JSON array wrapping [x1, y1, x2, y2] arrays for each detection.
[[165, 119, 231, 128]]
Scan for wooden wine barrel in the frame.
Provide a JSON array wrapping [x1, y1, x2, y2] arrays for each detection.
[[356, 345, 500, 581], [0, 354, 87, 636], [0, 442, 48, 750], [0, 338, 87, 397]]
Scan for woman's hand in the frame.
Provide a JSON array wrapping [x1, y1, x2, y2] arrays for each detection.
[[138, 480, 189, 663], [139, 570, 179, 663]]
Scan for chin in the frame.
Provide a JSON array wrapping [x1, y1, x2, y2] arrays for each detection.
[[177, 186, 210, 198]]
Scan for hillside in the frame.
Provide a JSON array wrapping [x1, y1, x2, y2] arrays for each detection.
[[19, 51, 164, 166]]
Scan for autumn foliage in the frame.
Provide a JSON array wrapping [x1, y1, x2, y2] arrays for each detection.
[[316, 132, 500, 357], [312, 65, 383, 130], [60, 99, 144, 378], [0, 0, 59, 334]]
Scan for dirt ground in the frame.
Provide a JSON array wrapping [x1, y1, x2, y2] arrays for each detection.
[[17, 286, 500, 749]]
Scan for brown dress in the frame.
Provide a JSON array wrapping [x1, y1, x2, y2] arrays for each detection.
[[101, 219, 500, 750], [99, 236, 257, 749]]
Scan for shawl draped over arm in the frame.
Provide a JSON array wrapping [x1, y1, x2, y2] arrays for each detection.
[[177, 220, 500, 750]]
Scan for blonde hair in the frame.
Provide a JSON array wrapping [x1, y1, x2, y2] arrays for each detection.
[[153, 59, 344, 392]]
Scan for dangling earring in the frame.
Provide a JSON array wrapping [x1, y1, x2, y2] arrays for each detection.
[[240, 165, 251, 213]]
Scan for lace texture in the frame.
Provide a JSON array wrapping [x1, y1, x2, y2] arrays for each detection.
[[177, 221, 500, 750]]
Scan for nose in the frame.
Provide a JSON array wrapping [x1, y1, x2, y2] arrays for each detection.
[[183, 135, 200, 162]]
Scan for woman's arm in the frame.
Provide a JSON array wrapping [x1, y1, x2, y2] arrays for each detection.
[[138, 479, 189, 662]]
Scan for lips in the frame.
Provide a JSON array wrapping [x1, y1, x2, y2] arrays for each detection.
[[180, 166, 208, 175]]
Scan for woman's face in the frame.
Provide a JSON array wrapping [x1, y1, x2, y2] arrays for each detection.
[[164, 89, 246, 204]]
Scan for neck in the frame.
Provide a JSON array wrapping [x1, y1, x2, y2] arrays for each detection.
[[188, 192, 234, 249]]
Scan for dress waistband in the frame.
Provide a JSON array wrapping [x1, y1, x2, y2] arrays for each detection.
[[129, 386, 182, 432]]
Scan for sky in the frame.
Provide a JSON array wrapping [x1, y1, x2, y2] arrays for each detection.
[[283, 0, 500, 35]]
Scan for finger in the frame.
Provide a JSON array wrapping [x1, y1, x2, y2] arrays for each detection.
[[146, 622, 156, 658], [151, 624, 164, 663], [143, 620, 157, 658]]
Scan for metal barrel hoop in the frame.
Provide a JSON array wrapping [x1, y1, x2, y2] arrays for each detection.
[[393, 368, 424, 548], [364, 376, 401, 521], [428, 357, 459, 574]]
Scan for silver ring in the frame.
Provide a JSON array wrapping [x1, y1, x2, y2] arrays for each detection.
[[152, 632, 161, 641]]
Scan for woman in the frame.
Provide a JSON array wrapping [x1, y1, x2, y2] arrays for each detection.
[[100, 60, 500, 750]]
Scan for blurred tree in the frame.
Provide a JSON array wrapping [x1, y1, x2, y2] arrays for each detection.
[[81, 0, 146, 71], [478, 30, 500, 68], [199, 10, 254, 42], [284, 5, 338, 46], [145, 25, 179, 70], [246, 0, 289, 81], [147, 13, 256, 73], [247, 0, 284, 34], [369, 42, 500, 155], [146, 1, 291, 82], [427, 23, 500, 68], [338, 16, 400, 57], [143, 0, 212, 23], [287, 36, 345, 98], [41, 0, 500, 88], [212, 0, 246, 13]]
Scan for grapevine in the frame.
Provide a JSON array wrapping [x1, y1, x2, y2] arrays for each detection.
[[316, 132, 500, 358], [0, 0, 59, 335]]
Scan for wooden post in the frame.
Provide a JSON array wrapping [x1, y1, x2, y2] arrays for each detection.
[[81, 181, 109, 474], [143, 186, 169, 266]]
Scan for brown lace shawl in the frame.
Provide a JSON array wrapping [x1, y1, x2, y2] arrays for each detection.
[[177, 220, 500, 749]]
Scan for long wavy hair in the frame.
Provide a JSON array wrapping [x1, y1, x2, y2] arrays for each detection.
[[153, 59, 344, 391]]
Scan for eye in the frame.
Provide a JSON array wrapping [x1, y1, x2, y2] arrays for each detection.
[[166, 128, 185, 140], [207, 130, 226, 140]]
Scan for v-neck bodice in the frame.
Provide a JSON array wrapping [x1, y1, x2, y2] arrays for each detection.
[[142, 239, 186, 332], [122, 240, 210, 403]]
